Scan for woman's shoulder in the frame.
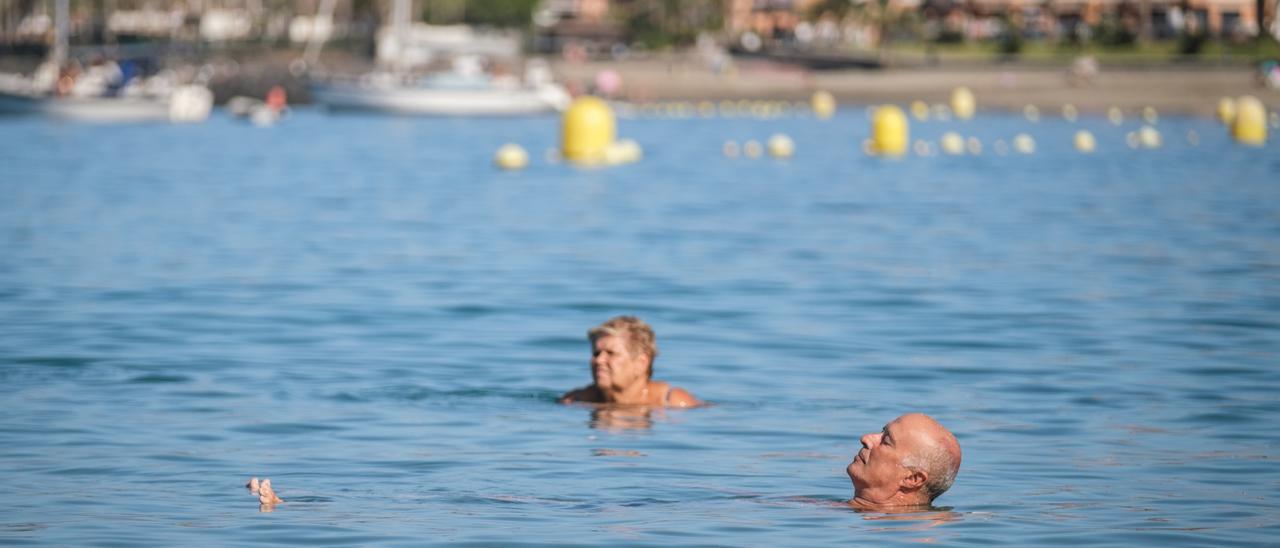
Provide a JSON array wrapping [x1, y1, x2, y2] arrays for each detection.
[[651, 381, 701, 408], [560, 385, 602, 404]]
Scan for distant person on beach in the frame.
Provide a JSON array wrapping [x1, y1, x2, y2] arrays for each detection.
[[847, 413, 961, 511], [561, 316, 700, 407], [1068, 55, 1099, 87]]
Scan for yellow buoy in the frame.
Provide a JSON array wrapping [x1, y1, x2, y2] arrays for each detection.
[[562, 96, 616, 164], [966, 136, 982, 155], [1023, 105, 1040, 122], [1074, 130, 1096, 153], [940, 131, 965, 155], [1142, 106, 1158, 124], [1108, 107, 1124, 126], [951, 87, 976, 120], [1062, 104, 1078, 122], [744, 140, 762, 158], [1216, 97, 1237, 126], [870, 104, 909, 156], [1139, 125, 1162, 149], [767, 133, 795, 159], [603, 139, 643, 164], [811, 90, 836, 120], [723, 141, 741, 158], [1232, 95, 1267, 146], [910, 100, 930, 121], [1012, 133, 1035, 154], [494, 143, 529, 170]]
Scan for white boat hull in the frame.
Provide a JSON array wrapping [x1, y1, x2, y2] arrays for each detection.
[[0, 91, 171, 123], [311, 82, 565, 116]]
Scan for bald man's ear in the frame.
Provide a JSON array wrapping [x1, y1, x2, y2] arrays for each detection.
[[901, 470, 927, 492]]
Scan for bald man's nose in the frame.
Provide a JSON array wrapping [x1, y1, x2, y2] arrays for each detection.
[[860, 432, 881, 448]]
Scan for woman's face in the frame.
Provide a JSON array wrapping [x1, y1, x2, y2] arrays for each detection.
[[591, 335, 649, 392]]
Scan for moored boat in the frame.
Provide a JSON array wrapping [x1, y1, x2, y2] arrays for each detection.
[[0, 0, 212, 124], [310, 61, 569, 116], [306, 0, 568, 117], [0, 73, 212, 123]]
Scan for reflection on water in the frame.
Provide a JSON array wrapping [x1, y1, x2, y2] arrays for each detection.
[[0, 111, 1277, 546], [592, 448, 648, 457], [856, 509, 964, 544], [590, 406, 657, 431]]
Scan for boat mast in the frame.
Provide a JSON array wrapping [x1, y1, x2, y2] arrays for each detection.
[[392, 0, 410, 75], [52, 0, 69, 68], [302, 0, 338, 67]]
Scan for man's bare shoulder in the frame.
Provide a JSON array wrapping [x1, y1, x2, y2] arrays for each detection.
[[560, 385, 602, 404]]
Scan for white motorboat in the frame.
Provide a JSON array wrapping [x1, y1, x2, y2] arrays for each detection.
[[311, 63, 569, 116], [312, 82, 568, 116], [307, 0, 568, 117], [0, 91, 167, 122], [0, 75, 213, 124]]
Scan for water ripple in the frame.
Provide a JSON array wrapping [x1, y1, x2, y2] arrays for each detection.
[[0, 112, 1276, 546]]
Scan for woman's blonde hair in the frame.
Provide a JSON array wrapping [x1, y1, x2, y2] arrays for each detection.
[[588, 316, 658, 379]]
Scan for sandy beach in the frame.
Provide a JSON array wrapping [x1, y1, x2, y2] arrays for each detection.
[[186, 48, 1280, 117], [550, 57, 1279, 117]]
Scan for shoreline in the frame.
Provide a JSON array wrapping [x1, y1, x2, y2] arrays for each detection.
[[550, 58, 1279, 118], [7, 46, 1269, 117]]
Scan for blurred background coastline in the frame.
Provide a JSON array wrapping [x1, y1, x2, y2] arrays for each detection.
[[1, 0, 1278, 115]]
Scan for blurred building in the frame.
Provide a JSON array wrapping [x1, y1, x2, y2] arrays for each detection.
[[1, 0, 1272, 53], [724, 0, 811, 39], [532, 0, 620, 55], [0, 0, 363, 46], [725, 0, 1270, 48]]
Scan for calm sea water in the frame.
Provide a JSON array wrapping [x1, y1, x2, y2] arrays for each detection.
[[1, 106, 1278, 546]]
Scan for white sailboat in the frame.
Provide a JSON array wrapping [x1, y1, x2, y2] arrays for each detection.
[[309, 0, 568, 116], [0, 0, 212, 123], [311, 56, 569, 116]]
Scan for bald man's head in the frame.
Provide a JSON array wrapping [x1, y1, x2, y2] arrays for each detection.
[[846, 413, 962, 509]]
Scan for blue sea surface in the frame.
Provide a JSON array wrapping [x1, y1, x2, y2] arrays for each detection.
[[0, 108, 1278, 546]]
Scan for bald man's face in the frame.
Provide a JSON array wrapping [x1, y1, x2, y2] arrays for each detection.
[[847, 414, 945, 506], [848, 416, 912, 502]]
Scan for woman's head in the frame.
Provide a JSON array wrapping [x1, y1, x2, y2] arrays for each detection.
[[588, 316, 658, 384]]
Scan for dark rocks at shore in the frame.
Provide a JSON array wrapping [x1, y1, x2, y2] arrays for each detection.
[[206, 60, 312, 105]]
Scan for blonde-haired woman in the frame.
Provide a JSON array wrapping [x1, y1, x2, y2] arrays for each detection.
[[561, 316, 700, 407]]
